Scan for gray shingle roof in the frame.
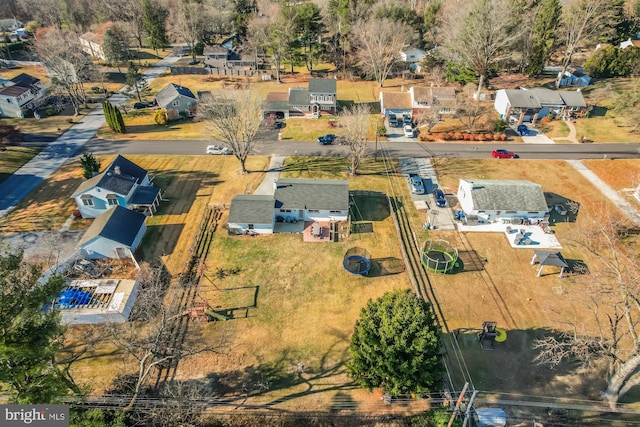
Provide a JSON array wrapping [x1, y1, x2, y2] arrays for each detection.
[[0, 85, 29, 97], [275, 178, 349, 211], [534, 250, 568, 267], [79, 206, 146, 247], [72, 155, 148, 197], [465, 179, 548, 212], [308, 78, 337, 94], [10, 73, 39, 88], [228, 195, 275, 224], [288, 88, 309, 106], [559, 91, 587, 108], [130, 186, 160, 205], [504, 88, 586, 109], [155, 83, 196, 108]]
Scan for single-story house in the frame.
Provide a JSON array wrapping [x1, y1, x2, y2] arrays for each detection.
[[0, 72, 46, 118], [228, 178, 350, 235], [155, 83, 197, 118], [77, 206, 147, 259], [400, 47, 426, 63], [408, 86, 456, 115], [457, 179, 549, 223], [262, 78, 337, 118], [620, 38, 640, 49], [494, 88, 587, 124], [71, 155, 161, 218], [558, 68, 591, 88]]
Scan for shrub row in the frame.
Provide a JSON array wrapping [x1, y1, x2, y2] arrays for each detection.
[[419, 132, 507, 142]]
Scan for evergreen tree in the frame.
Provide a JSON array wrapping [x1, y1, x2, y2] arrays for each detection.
[[102, 101, 114, 131], [143, 0, 169, 54], [124, 62, 150, 103], [102, 28, 129, 73], [80, 153, 101, 179], [0, 248, 68, 403], [527, 0, 561, 76], [114, 107, 126, 134], [347, 290, 443, 395]]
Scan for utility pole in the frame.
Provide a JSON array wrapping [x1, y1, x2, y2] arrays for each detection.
[[447, 382, 469, 427]]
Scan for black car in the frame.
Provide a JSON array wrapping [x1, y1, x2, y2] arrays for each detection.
[[318, 134, 336, 145], [133, 102, 152, 109], [433, 189, 447, 208]]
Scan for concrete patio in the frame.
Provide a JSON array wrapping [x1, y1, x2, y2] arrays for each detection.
[[456, 222, 562, 249]]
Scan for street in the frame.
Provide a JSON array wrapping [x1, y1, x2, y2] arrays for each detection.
[[85, 137, 640, 160]]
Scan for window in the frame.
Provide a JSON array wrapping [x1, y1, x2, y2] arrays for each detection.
[[528, 211, 539, 214], [106, 194, 118, 206], [506, 210, 516, 214], [172, 100, 180, 107], [280, 209, 292, 213], [81, 196, 94, 206], [5, 98, 10, 103], [308, 209, 319, 213], [248, 224, 254, 229], [330, 210, 341, 213]]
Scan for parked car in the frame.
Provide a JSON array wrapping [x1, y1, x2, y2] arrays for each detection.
[[403, 125, 415, 138], [318, 134, 336, 145], [433, 189, 447, 207], [491, 149, 518, 159], [517, 124, 530, 136], [206, 144, 233, 155], [410, 175, 425, 194], [133, 102, 154, 109], [389, 114, 398, 127], [403, 114, 412, 125]]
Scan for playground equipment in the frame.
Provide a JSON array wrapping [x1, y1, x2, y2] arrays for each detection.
[[478, 321, 507, 349], [343, 247, 372, 275], [421, 239, 458, 273]]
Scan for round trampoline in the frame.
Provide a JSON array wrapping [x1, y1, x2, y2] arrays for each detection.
[[421, 239, 458, 273], [343, 247, 372, 275]]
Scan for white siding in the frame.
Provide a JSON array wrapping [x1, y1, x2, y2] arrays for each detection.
[[228, 222, 274, 235], [494, 90, 510, 118]]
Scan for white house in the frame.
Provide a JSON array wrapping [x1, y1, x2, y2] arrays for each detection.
[[457, 179, 549, 223], [77, 206, 147, 259], [379, 91, 412, 117], [620, 38, 640, 49], [0, 73, 46, 118], [400, 47, 426, 63], [228, 178, 350, 235], [494, 88, 587, 124], [71, 155, 161, 218]]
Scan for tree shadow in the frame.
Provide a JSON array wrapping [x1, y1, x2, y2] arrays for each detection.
[[544, 192, 580, 223], [141, 223, 185, 258], [449, 250, 486, 273], [588, 106, 608, 118], [367, 257, 405, 277], [349, 191, 390, 221]]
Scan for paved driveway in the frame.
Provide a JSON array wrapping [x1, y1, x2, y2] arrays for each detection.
[[385, 123, 415, 142], [0, 51, 184, 218]]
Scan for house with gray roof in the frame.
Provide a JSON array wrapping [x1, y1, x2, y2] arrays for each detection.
[[77, 206, 147, 259], [457, 179, 549, 223], [71, 155, 161, 218], [203, 45, 257, 70], [262, 78, 337, 119], [155, 83, 197, 119], [0, 72, 45, 118], [227, 178, 349, 235], [494, 88, 587, 124]]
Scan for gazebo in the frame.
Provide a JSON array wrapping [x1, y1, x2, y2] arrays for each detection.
[[530, 250, 568, 278]]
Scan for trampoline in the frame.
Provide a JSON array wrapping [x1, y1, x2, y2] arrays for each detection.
[[421, 239, 458, 273], [343, 247, 372, 275]]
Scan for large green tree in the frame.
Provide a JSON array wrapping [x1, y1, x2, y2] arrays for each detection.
[[0, 248, 68, 403], [347, 290, 443, 395], [294, 3, 325, 72], [124, 61, 150, 103], [142, 0, 169, 55], [527, 0, 562, 76]]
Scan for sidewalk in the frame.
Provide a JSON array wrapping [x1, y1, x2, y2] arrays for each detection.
[[552, 119, 579, 144], [0, 52, 184, 218]]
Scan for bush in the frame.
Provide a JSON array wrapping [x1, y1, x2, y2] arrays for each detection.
[[540, 116, 551, 123], [467, 134, 475, 141], [154, 109, 168, 125], [484, 133, 492, 140], [446, 132, 454, 140], [45, 108, 56, 116], [194, 41, 204, 56], [91, 86, 101, 93], [494, 119, 507, 132], [436, 133, 445, 140], [453, 132, 462, 140], [493, 133, 501, 141], [476, 134, 485, 141], [500, 133, 507, 141]]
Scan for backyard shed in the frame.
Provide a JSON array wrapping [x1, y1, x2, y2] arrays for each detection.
[[531, 250, 568, 277], [77, 206, 147, 259]]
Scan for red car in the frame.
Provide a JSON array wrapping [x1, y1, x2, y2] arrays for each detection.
[[492, 149, 517, 159]]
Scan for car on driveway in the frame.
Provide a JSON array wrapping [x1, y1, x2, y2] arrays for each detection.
[[318, 134, 336, 145], [403, 125, 415, 138], [433, 189, 447, 207], [517, 124, 530, 136], [491, 149, 517, 159], [409, 175, 425, 194], [206, 144, 233, 155]]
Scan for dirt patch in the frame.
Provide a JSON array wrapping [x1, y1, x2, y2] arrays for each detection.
[[3, 230, 84, 265]]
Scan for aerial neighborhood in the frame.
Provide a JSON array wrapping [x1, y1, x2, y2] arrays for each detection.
[[1, 0, 640, 426]]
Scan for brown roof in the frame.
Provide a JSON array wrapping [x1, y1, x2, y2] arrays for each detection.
[[204, 45, 228, 55], [0, 85, 29, 97], [411, 87, 431, 103], [380, 92, 412, 110], [431, 86, 456, 98], [266, 92, 289, 101]]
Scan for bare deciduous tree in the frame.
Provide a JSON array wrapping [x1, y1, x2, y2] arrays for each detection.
[[340, 104, 371, 175], [455, 85, 489, 133], [533, 206, 640, 408], [171, 0, 208, 64], [100, 0, 145, 49], [352, 17, 409, 88], [20, 0, 64, 29], [197, 90, 263, 174], [414, 107, 442, 135], [444, 0, 516, 100], [556, 0, 611, 88], [36, 28, 94, 115], [108, 263, 227, 411]]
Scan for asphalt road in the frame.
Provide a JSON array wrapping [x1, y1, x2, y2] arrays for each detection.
[[85, 137, 640, 160]]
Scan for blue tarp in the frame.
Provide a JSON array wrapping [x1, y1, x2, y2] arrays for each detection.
[[56, 289, 92, 308]]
